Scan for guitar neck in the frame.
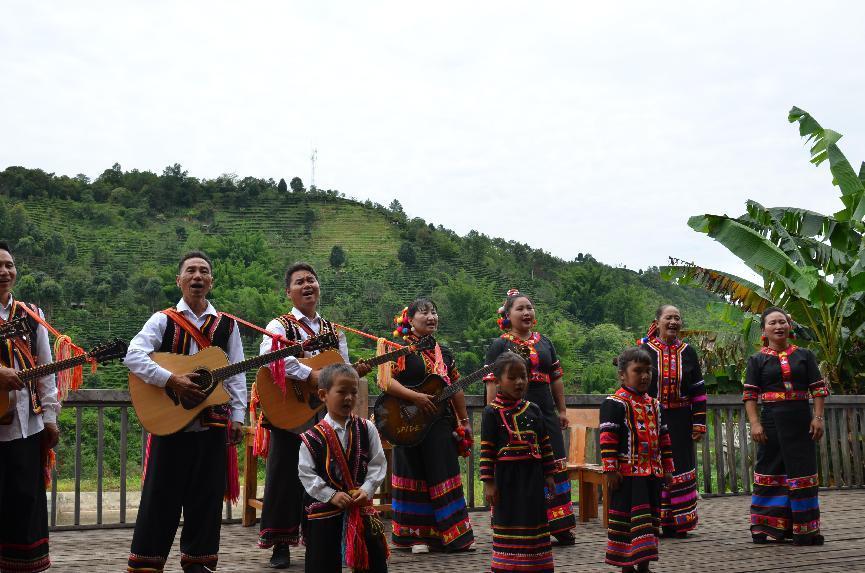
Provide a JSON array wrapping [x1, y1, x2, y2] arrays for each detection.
[[211, 342, 306, 381], [19, 354, 89, 383], [361, 345, 418, 369], [435, 364, 494, 403]]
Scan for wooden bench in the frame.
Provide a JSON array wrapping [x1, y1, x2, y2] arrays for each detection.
[[564, 409, 609, 527], [241, 427, 392, 527]]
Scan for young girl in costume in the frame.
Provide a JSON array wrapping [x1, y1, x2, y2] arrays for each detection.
[[481, 351, 557, 572], [601, 348, 674, 573]]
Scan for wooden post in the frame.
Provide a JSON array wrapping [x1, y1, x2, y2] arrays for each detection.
[[242, 427, 259, 526]]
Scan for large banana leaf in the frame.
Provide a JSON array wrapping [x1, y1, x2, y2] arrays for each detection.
[[687, 214, 837, 304], [663, 260, 772, 313], [789, 106, 865, 221]]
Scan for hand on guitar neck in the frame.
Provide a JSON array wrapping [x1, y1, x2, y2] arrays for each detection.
[[0, 367, 24, 391]]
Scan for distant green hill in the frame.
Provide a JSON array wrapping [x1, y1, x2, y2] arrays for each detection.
[[0, 163, 738, 395]]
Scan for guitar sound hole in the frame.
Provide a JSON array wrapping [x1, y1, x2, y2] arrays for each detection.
[[177, 368, 213, 410], [399, 404, 418, 422]]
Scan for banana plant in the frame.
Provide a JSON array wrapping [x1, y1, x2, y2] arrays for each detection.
[[664, 107, 865, 394]]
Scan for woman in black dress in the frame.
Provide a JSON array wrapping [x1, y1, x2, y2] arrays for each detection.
[[380, 297, 474, 553], [639, 304, 705, 536], [483, 289, 576, 544], [744, 306, 828, 545]]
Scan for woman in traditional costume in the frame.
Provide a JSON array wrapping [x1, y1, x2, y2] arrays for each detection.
[[638, 304, 705, 536], [378, 298, 474, 553], [744, 306, 828, 545], [483, 289, 576, 545]]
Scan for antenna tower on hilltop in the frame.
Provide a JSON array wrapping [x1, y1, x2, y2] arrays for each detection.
[[310, 147, 317, 189]]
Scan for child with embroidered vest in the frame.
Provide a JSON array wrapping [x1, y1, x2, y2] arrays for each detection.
[[297, 363, 389, 573], [480, 352, 557, 573], [601, 348, 675, 573]]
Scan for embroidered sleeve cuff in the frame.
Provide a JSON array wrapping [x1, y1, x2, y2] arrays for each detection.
[[602, 458, 618, 472], [663, 458, 675, 473], [742, 385, 760, 402], [692, 424, 707, 434], [809, 380, 830, 398]]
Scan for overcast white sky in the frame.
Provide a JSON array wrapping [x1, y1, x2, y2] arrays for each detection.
[[3, 1, 865, 279]]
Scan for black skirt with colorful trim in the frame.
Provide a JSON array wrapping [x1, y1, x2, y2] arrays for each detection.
[[750, 401, 821, 542], [526, 383, 575, 535], [605, 475, 662, 568], [390, 417, 474, 551], [659, 407, 699, 534], [0, 432, 50, 573], [490, 459, 553, 573]]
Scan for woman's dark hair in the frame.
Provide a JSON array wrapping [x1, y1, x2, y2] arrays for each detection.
[[492, 351, 528, 380], [760, 306, 789, 328], [655, 304, 679, 320], [613, 347, 653, 374], [284, 262, 318, 289], [407, 297, 437, 317], [503, 292, 533, 317]]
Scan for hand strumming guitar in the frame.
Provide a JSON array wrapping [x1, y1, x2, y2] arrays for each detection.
[[353, 361, 372, 378], [0, 367, 23, 391], [166, 372, 205, 404], [411, 390, 437, 415]]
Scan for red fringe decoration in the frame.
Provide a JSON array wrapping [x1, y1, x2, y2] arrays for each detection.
[[249, 383, 270, 458], [225, 424, 240, 504], [268, 336, 287, 395], [343, 502, 369, 570], [141, 433, 153, 483], [41, 442, 56, 488]]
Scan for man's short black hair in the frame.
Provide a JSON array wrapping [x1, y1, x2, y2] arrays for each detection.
[[285, 262, 318, 289], [0, 241, 13, 259], [178, 250, 212, 272]]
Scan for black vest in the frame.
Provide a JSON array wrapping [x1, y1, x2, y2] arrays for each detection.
[[300, 417, 371, 519]]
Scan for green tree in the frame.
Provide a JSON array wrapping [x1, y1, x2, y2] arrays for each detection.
[[290, 177, 305, 193], [666, 107, 865, 393], [278, 178, 288, 193], [397, 242, 416, 266], [329, 245, 346, 269]]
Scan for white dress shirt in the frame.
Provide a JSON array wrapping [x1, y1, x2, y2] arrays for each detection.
[[258, 307, 349, 381], [124, 298, 247, 430], [0, 296, 58, 442], [298, 413, 387, 503]]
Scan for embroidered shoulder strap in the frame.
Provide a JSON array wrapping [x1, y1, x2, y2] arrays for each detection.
[[280, 313, 319, 339], [161, 308, 212, 349]]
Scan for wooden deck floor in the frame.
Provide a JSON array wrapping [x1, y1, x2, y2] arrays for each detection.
[[50, 489, 865, 572]]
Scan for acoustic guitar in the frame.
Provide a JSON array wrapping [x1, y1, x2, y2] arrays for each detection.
[[0, 338, 128, 420], [129, 332, 337, 436], [256, 335, 436, 432], [373, 343, 532, 446]]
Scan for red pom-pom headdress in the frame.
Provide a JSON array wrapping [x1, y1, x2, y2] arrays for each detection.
[[393, 307, 412, 338]]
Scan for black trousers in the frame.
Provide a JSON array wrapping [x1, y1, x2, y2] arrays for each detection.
[[0, 431, 49, 573], [258, 427, 304, 548], [305, 514, 388, 573], [127, 428, 226, 572]]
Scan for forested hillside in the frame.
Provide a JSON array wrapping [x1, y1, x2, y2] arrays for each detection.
[[0, 163, 737, 395]]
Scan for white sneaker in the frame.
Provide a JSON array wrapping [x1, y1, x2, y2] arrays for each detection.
[[411, 544, 430, 554]]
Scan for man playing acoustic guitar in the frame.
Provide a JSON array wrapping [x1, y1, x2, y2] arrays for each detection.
[[125, 251, 246, 573], [0, 241, 60, 573], [257, 262, 371, 569]]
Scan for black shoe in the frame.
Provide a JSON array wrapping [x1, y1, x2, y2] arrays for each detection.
[[553, 531, 576, 546], [793, 533, 825, 546], [183, 566, 214, 573], [752, 534, 769, 544], [269, 544, 291, 569]]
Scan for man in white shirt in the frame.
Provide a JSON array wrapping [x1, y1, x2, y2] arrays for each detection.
[[125, 251, 246, 573], [0, 241, 59, 573], [257, 262, 371, 569]]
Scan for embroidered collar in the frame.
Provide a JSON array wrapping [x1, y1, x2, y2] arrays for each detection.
[[491, 392, 525, 410], [760, 345, 798, 357]]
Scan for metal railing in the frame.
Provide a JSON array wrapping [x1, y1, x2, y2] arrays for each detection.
[[50, 390, 865, 531]]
